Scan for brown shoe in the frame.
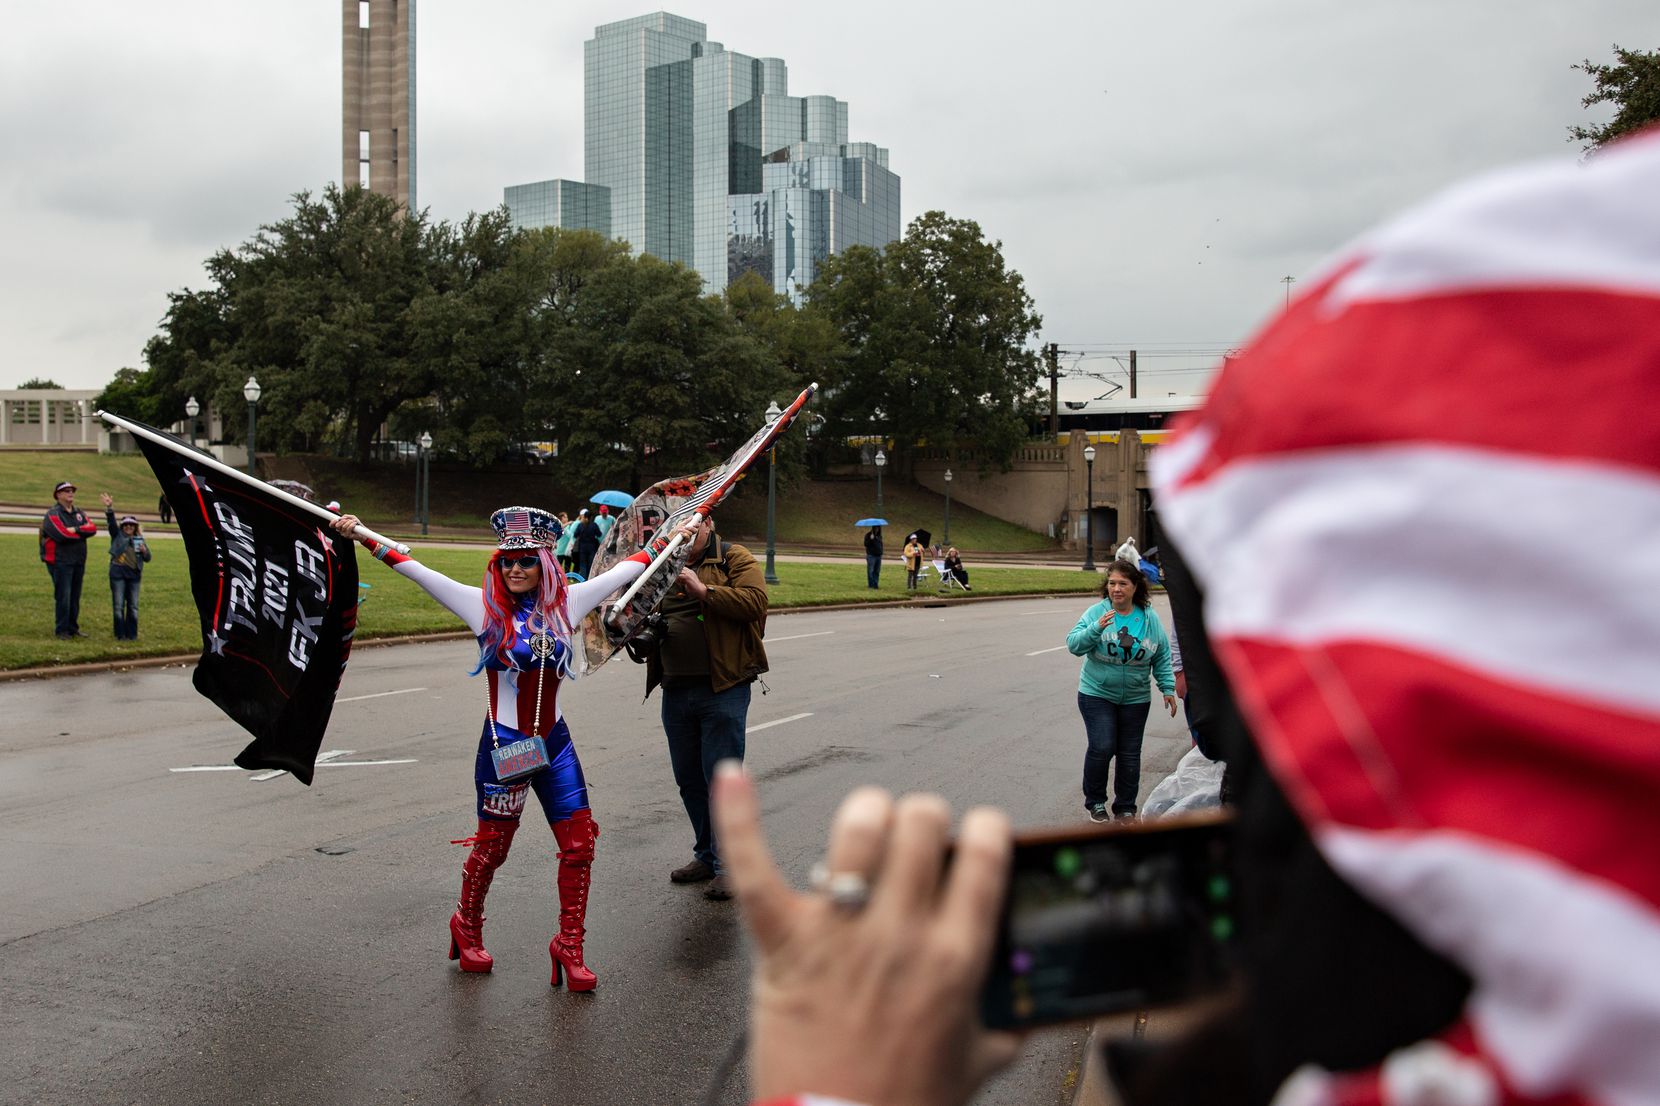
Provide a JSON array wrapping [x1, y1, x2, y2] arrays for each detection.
[[703, 874, 733, 901], [670, 859, 715, 884]]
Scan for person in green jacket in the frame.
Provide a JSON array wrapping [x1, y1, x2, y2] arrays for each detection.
[[1065, 558, 1177, 821]]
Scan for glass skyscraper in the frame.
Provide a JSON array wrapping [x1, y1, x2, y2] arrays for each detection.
[[504, 13, 900, 303]]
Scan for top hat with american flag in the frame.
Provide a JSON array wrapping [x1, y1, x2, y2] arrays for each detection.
[[489, 505, 561, 549]]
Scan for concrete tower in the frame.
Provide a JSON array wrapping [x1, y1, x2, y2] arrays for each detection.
[[342, 0, 416, 208]]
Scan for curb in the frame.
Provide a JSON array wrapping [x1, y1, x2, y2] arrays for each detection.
[[0, 591, 1096, 682]]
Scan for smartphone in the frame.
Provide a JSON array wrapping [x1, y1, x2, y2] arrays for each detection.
[[980, 811, 1237, 1030]]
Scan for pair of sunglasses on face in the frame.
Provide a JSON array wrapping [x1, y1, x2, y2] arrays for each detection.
[[498, 554, 542, 570]]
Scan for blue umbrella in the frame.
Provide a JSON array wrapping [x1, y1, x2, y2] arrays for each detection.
[[854, 518, 889, 527], [590, 490, 635, 509]]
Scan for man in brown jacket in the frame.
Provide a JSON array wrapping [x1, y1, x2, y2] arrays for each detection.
[[645, 515, 768, 900]]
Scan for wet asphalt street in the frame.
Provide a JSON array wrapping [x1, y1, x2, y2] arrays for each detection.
[[0, 595, 1194, 1106]]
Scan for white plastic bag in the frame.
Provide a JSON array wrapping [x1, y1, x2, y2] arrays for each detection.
[[1143, 745, 1225, 817]]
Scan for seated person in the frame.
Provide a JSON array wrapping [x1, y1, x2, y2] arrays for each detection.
[[943, 546, 969, 589]]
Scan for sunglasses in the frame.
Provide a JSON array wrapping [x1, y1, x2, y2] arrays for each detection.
[[497, 555, 542, 570]]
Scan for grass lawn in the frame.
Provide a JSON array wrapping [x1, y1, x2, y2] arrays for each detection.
[[0, 534, 1093, 670], [1, 450, 1060, 554], [0, 451, 172, 512]]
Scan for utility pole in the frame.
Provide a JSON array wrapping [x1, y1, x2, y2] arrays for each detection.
[[1281, 275, 1296, 308], [1129, 349, 1138, 399], [1046, 342, 1060, 438]]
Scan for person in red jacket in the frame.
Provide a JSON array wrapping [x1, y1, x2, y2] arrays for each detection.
[[39, 480, 98, 639]]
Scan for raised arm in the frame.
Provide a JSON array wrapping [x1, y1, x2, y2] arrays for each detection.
[[1067, 604, 1106, 656], [332, 514, 485, 635]]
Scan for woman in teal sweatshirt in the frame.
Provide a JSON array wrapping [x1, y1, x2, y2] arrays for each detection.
[[1065, 559, 1177, 821]]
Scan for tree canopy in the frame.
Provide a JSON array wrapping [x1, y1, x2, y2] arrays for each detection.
[[1569, 44, 1660, 150], [807, 211, 1043, 473], [104, 190, 1047, 487]]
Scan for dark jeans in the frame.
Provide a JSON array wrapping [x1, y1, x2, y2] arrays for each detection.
[[47, 562, 85, 636], [574, 547, 597, 578], [866, 554, 881, 588], [1078, 692, 1152, 815], [661, 679, 751, 871], [110, 576, 141, 639]]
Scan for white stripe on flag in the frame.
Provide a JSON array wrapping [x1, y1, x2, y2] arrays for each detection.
[[1160, 444, 1660, 718], [1320, 824, 1660, 1106], [1321, 134, 1660, 308]]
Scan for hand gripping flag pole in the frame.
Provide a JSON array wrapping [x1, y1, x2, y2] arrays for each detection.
[[98, 410, 410, 553], [605, 381, 818, 630]]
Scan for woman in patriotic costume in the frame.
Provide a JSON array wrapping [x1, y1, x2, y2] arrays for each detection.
[[710, 131, 1660, 1106], [333, 505, 681, 991]]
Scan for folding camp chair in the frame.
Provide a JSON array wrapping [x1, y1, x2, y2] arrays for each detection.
[[934, 558, 967, 591], [910, 558, 932, 588]]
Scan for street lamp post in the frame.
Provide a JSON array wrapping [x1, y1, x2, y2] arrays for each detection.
[[418, 431, 433, 536], [764, 400, 782, 585], [874, 449, 886, 511], [1082, 443, 1097, 572], [184, 395, 200, 443], [943, 468, 953, 546], [242, 376, 262, 476]]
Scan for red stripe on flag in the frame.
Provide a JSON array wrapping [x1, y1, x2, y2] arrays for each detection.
[[1224, 636, 1660, 912], [1166, 285, 1660, 492]]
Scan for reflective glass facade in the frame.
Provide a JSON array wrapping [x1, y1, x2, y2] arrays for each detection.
[[504, 179, 611, 236], [505, 12, 900, 302]]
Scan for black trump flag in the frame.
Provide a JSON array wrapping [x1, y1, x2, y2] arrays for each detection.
[[120, 416, 358, 784]]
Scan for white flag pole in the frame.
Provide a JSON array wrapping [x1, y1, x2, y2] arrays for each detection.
[[98, 410, 412, 555]]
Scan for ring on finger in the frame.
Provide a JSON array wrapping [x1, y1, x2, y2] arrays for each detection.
[[809, 862, 872, 911]]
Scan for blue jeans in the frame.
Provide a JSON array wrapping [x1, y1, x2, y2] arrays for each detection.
[[661, 680, 751, 871], [1078, 692, 1152, 815], [47, 562, 85, 636], [110, 576, 141, 639], [866, 554, 881, 588]]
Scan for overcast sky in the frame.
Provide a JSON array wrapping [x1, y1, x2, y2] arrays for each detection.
[[2, 0, 1650, 399]]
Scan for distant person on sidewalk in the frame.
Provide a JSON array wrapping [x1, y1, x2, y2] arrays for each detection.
[[863, 525, 883, 589], [100, 493, 151, 640], [39, 480, 97, 639], [642, 514, 769, 901], [157, 493, 173, 525], [571, 509, 602, 578], [903, 533, 924, 590], [595, 504, 615, 539], [554, 511, 574, 571]]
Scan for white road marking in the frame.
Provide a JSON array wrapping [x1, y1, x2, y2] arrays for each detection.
[[765, 631, 836, 644], [249, 749, 353, 782], [337, 687, 428, 703], [172, 748, 417, 780], [317, 758, 420, 768], [746, 712, 814, 734], [1025, 645, 1068, 656]]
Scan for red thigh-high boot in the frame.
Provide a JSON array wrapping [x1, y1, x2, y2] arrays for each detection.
[[549, 809, 599, 991], [449, 818, 519, 973]]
